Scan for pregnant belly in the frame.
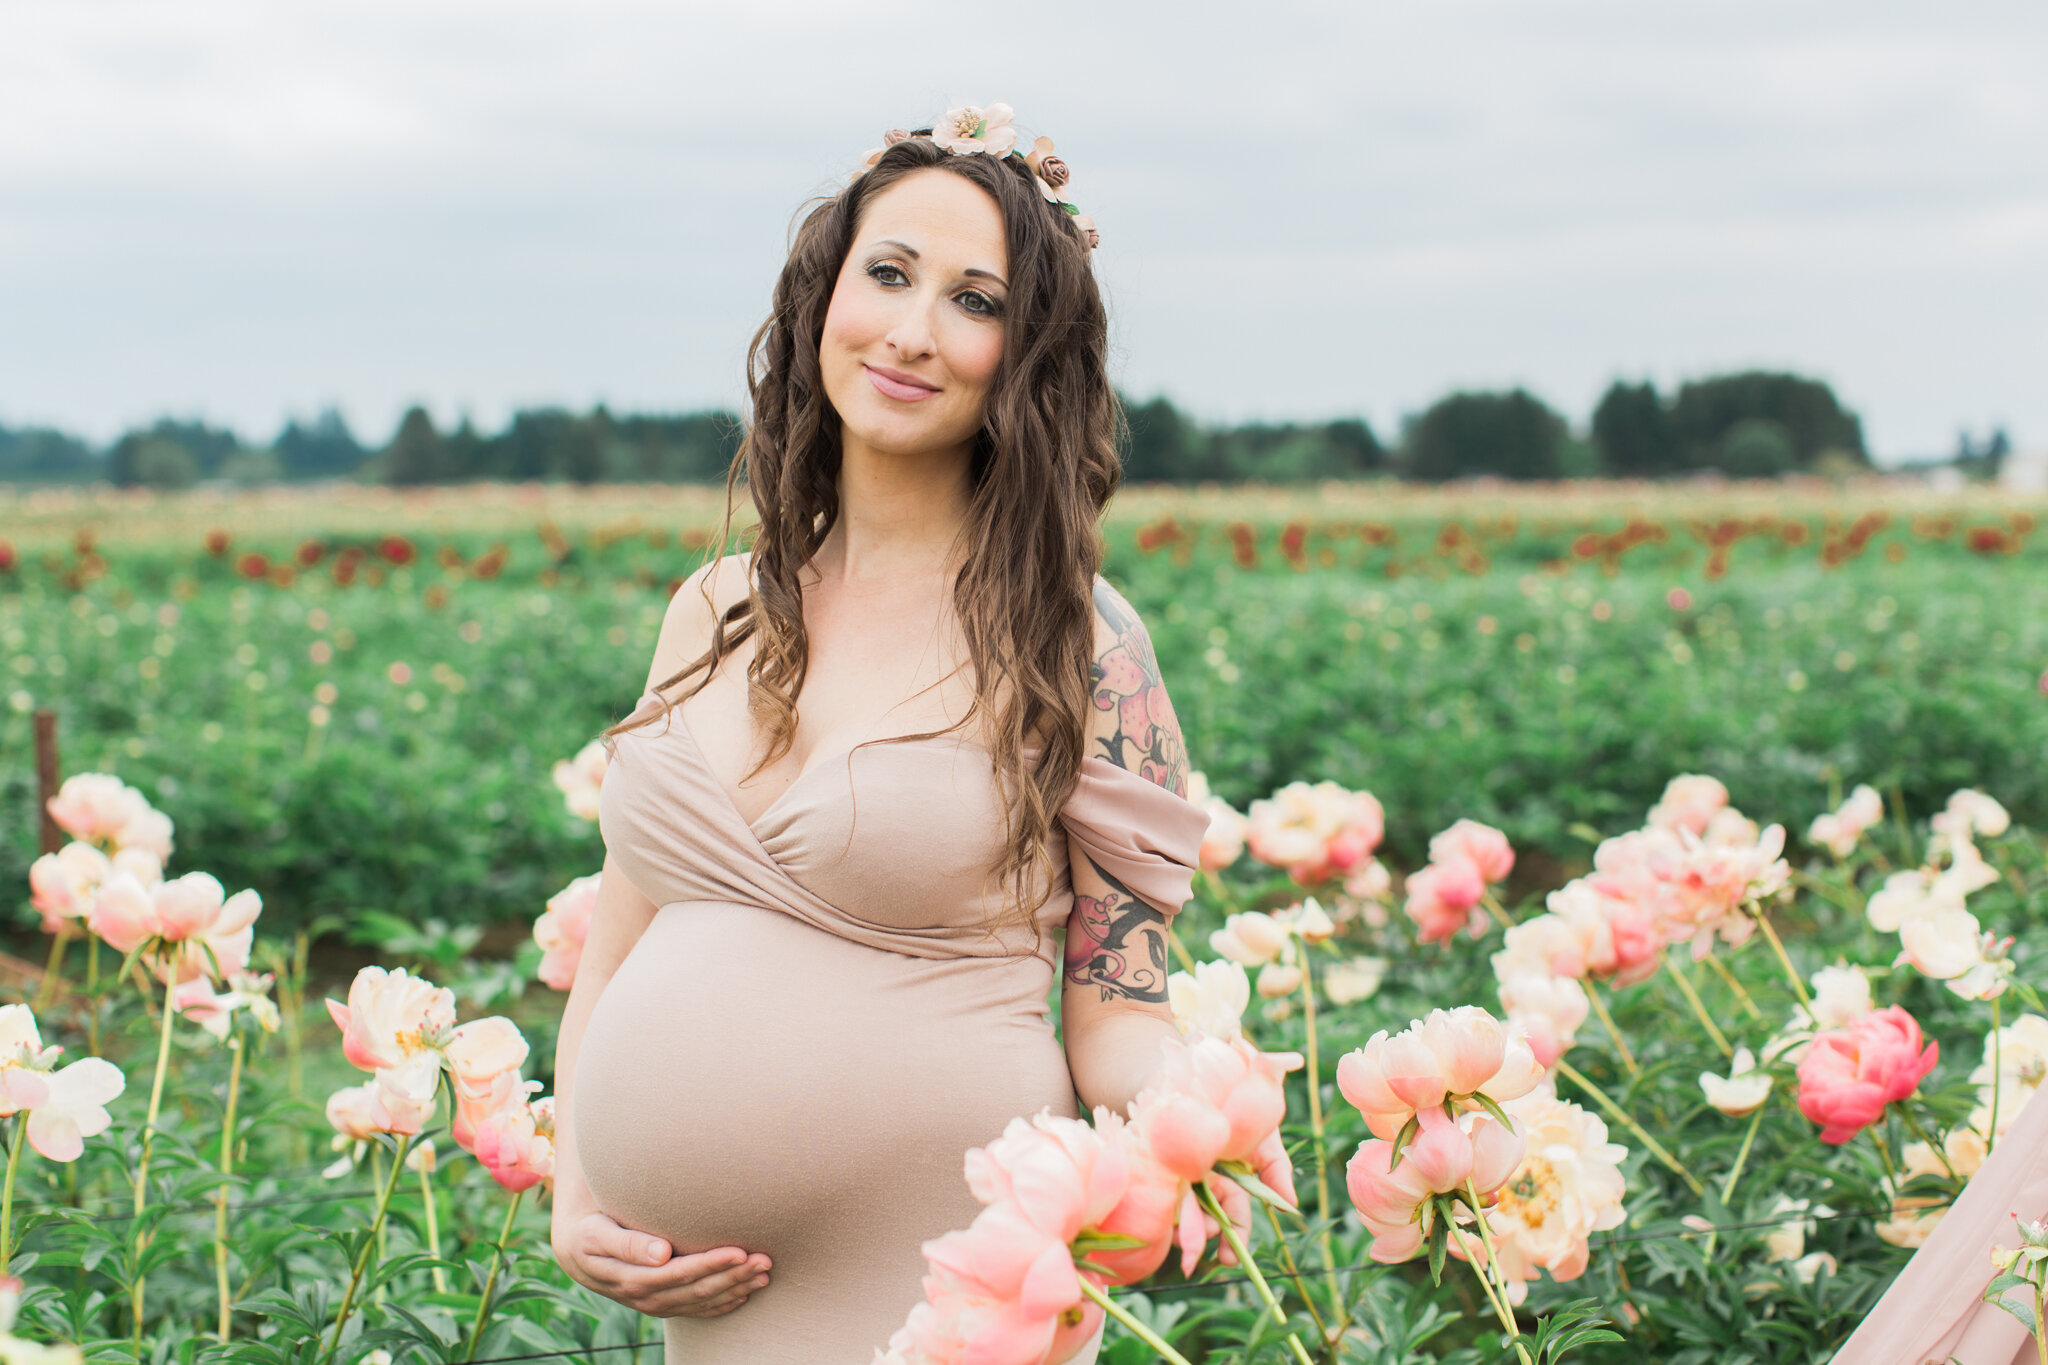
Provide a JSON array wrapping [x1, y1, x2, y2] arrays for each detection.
[[573, 900, 1076, 1260]]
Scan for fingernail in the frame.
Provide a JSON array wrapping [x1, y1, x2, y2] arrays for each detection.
[[645, 1243, 665, 1264]]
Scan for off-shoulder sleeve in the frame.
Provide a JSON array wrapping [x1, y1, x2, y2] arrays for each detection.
[[1058, 756, 1211, 917]]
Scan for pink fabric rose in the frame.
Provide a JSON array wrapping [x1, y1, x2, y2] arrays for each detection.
[[1795, 1005, 1939, 1144]]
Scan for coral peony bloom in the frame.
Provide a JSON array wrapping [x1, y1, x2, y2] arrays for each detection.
[[966, 1112, 1129, 1248], [551, 739, 608, 822], [1404, 858, 1487, 944], [1796, 1006, 1939, 1144], [1256, 961, 1303, 999], [172, 971, 282, 1041], [474, 1094, 556, 1193], [1082, 1108, 1181, 1284], [534, 872, 600, 990], [1132, 1033, 1301, 1189], [1699, 1047, 1772, 1117], [1336, 1007, 1545, 1140], [87, 870, 260, 984], [1429, 820, 1515, 884], [1346, 1108, 1524, 1266], [326, 966, 457, 1073], [909, 1199, 1088, 1365], [1209, 911, 1289, 967], [1321, 956, 1387, 1006], [1168, 959, 1250, 1040], [1645, 774, 1729, 836], [1244, 781, 1384, 886]]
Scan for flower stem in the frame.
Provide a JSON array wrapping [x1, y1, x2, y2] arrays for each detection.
[[420, 1160, 447, 1294], [322, 1131, 412, 1364], [32, 930, 69, 1012], [1720, 1102, 1767, 1205], [1077, 1277, 1196, 1365], [2034, 1285, 2047, 1365], [1296, 951, 1335, 1276], [0, 1115, 28, 1273], [1259, 1203, 1333, 1347], [130, 965, 177, 1357], [1866, 1123, 1899, 1186], [1582, 979, 1639, 1077], [1662, 952, 1733, 1058], [1195, 1182, 1316, 1365], [1754, 912, 1819, 1028], [1446, 1219, 1533, 1365], [1700, 952, 1764, 1023], [463, 1188, 525, 1360], [214, 1035, 244, 1341], [1482, 891, 1514, 932], [1167, 928, 1199, 975], [86, 937, 101, 1056], [1896, 1105, 1959, 1183], [1554, 1058, 1706, 1197]]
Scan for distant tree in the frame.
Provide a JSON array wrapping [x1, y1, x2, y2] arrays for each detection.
[[1668, 371, 1867, 470], [444, 417, 485, 481], [1591, 380, 1674, 476], [131, 438, 200, 489], [107, 419, 240, 486], [384, 407, 448, 485], [0, 424, 98, 482], [274, 407, 366, 479], [1401, 389, 1565, 482], [1324, 418, 1386, 474], [1954, 426, 2012, 482], [1122, 395, 1201, 482], [1713, 418, 1798, 477]]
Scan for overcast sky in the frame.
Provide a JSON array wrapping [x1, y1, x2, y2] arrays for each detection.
[[4, 0, 2044, 462]]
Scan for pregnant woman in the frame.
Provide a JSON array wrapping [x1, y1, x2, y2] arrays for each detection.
[[548, 105, 1215, 1362]]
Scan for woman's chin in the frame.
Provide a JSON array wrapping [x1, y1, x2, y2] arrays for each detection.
[[842, 411, 970, 461]]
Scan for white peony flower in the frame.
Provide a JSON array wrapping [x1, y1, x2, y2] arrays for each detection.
[[1166, 959, 1249, 1039], [1209, 911, 1289, 967], [1321, 956, 1388, 1006], [1256, 961, 1304, 999], [1699, 1047, 1772, 1117], [1481, 1084, 1629, 1305]]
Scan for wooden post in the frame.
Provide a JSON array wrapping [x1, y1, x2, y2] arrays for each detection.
[[32, 709, 61, 855]]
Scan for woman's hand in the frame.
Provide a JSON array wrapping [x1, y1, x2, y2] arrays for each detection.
[[552, 1209, 771, 1318]]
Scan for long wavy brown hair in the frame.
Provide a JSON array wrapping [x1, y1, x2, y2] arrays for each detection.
[[601, 131, 1122, 935]]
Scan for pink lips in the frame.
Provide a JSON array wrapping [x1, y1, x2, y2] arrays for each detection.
[[865, 364, 940, 402]]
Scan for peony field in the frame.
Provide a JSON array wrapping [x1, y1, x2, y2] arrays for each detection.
[[2, 477, 2047, 1362]]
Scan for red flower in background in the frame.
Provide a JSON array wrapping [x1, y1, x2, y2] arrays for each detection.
[[235, 553, 270, 580], [378, 535, 416, 566], [296, 541, 327, 567], [0, 541, 15, 573], [204, 529, 230, 556]]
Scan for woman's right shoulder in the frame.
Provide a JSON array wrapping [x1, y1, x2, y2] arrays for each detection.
[[646, 552, 753, 693]]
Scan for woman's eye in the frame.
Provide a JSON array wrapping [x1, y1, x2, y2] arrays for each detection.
[[867, 262, 908, 286], [957, 291, 1000, 318]]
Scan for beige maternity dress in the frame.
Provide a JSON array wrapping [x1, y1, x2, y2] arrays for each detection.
[[1828, 1081, 2048, 1364], [574, 688, 1209, 1363]]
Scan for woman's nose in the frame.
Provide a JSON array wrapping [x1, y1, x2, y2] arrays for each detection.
[[883, 296, 938, 362]]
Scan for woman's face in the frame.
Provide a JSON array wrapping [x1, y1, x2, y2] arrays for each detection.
[[820, 167, 1010, 460]]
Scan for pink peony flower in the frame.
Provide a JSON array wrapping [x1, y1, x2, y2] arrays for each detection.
[[473, 1094, 556, 1193], [1429, 820, 1515, 885], [1186, 773, 1249, 871], [0, 1005, 127, 1162], [326, 966, 457, 1073], [1808, 785, 1883, 859], [326, 1080, 414, 1140], [28, 841, 113, 934], [1795, 1006, 1939, 1144], [1244, 781, 1385, 886], [1131, 1033, 1302, 1189], [1336, 1008, 1544, 1140], [965, 1112, 1129, 1248], [1344, 858, 1393, 903], [907, 1199, 1093, 1365], [1646, 774, 1728, 835], [1083, 1108, 1182, 1284], [46, 772, 174, 861], [532, 870, 596, 989], [1459, 1085, 1628, 1304], [1346, 1108, 1525, 1265], [1496, 971, 1588, 1068], [444, 1015, 532, 1148], [1208, 911, 1288, 967], [87, 870, 261, 984], [551, 740, 608, 823], [1403, 857, 1488, 944]]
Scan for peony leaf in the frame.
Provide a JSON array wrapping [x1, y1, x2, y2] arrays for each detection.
[[1982, 1287, 2040, 1335], [1426, 1210, 1450, 1286], [1388, 1114, 1422, 1171], [1216, 1161, 1298, 1212], [1070, 1230, 1150, 1254]]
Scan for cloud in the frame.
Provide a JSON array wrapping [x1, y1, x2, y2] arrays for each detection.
[[1, 0, 2042, 457]]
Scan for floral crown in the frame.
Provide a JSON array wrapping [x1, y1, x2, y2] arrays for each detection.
[[855, 102, 1099, 250]]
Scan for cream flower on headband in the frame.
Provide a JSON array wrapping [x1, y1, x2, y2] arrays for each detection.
[[852, 102, 1100, 249]]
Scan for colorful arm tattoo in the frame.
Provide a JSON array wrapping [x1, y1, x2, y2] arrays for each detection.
[[1062, 854, 1170, 1004], [1088, 579, 1190, 798]]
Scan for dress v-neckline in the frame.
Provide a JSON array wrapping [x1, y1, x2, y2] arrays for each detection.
[[657, 693, 984, 837]]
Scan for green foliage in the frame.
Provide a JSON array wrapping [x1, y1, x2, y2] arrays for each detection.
[[1401, 390, 1566, 482]]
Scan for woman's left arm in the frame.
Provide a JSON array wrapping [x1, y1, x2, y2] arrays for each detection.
[[1060, 578, 1192, 1118]]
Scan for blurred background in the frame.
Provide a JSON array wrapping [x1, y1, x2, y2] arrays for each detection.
[[3, 0, 2044, 486]]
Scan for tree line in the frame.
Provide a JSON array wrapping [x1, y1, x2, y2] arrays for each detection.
[[1, 369, 1943, 488]]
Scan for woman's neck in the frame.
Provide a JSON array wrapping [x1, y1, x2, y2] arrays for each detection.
[[815, 435, 974, 588]]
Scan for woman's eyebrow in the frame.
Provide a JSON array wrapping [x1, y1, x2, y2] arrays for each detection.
[[874, 238, 1008, 290]]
